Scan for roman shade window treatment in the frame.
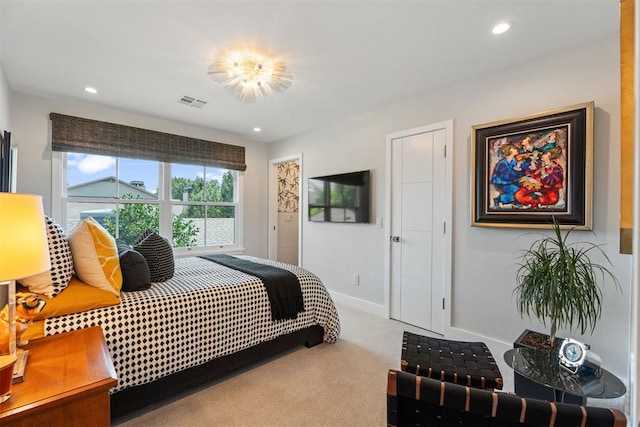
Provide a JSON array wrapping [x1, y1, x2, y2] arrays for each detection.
[[49, 113, 246, 171]]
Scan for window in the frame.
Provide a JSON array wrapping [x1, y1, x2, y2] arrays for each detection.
[[53, 152, 243, 254], [169, 163, 237, 248]]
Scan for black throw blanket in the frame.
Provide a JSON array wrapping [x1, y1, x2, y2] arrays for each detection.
[[199, 254, 304, 321]]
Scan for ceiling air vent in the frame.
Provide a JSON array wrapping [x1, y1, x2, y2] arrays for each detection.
[[178, 95, 208, 108]]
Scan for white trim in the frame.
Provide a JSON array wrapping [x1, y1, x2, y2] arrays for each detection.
[[158, 162, 171, 238], [236, 170, 245, 251], [51, 151, 63, 219], [9, 145, 17, 193], [174, 245, 246, 258], [268, 153, 303, 265], [384, 120, 454, 333], [446, 327, 511, 357], [328, 290, 386, 317]]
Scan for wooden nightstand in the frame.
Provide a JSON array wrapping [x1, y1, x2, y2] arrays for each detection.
[[0, 326, 118, 427]]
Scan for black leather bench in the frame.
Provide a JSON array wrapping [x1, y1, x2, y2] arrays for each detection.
[[401, 330, 503, 390], [387, 369, 626, 427]]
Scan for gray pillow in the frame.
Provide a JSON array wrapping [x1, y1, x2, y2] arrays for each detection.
[[117, 241, 151, 291]]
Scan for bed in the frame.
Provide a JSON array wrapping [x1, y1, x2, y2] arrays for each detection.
[[19, 218, 340, 419]]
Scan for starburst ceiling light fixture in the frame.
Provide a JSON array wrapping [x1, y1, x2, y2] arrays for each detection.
[[208, 45, 293, 103]]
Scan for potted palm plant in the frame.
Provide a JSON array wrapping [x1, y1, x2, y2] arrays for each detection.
[[513, 219, 620, 349]]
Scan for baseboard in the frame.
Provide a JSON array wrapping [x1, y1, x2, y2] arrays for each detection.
[[327, 293, 514, 376], [446, 326, 511, 357], [326, 293, 515, 352], [325, 295, 513, 357], [328, 290, 386, 317]]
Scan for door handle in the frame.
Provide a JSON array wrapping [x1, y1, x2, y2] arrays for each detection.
[[391, 236, 400, 243]]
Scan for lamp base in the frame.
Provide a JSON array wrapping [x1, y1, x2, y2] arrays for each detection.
[[0, 353, 17, 403], [12, 349, 28, 383]]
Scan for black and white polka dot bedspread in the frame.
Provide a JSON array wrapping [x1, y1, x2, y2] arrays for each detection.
[[43, 256, 341, 393]]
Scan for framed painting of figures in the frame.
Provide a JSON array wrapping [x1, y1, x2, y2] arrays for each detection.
[[471, 102, 593, 229]]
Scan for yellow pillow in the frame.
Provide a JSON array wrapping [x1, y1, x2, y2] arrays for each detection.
[[68, 217, 123, 296], [29, 277, 120, 320], [21, 320, 44, 341]]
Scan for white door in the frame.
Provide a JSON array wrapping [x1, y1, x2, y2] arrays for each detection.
[[387, 121, 451, 334]]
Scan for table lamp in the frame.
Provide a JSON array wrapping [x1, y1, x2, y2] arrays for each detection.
[[0, 193, 50, 403]]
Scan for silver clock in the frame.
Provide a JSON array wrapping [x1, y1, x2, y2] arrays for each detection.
[[558, 338, 601, 374]]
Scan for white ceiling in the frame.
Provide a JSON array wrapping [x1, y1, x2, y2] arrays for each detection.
[[0, 0, 619, 143]]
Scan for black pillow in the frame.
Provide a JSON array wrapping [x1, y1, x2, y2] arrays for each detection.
[[117, 241, 152, 291], [116, 239, 132, 249], [133, 231, 174, 282]]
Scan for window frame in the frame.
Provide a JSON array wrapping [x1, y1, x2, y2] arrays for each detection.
[[52, 152, 245, 256]]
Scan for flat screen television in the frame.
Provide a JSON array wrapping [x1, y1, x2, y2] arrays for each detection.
[[308, 170, 370, 223]]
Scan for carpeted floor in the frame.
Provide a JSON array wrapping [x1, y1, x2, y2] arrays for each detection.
[[112, 303, 512, 426]]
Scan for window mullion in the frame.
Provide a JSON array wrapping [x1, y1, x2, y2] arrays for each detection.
[[234, 171, 243, 247], [203, 166, 208, 245], [158, 162, 172, 240], [52, 151, 65, 222]]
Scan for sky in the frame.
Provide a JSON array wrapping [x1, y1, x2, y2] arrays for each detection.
[[67, 153, 226, 193]]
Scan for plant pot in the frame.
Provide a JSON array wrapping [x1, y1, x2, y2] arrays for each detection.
[[514, 329, 563, 351], [512, 329, 584, 404]]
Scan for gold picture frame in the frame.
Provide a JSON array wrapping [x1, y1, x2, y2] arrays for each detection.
[[471, 102, 593, 229]]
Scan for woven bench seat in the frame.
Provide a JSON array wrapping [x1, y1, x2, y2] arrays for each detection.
[[401, 331, 503, 390]]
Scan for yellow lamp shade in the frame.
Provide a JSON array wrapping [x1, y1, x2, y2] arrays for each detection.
[[0, 193, 51, 281]]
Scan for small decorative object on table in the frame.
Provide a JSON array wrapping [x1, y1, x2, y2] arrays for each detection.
[[558, 338, 601, 374], [504, 346, 624, 405]]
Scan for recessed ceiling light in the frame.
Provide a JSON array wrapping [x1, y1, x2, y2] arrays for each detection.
[[253, 127, 261, 132], [84, 87, 98, 94], [492, 22, 511, 35]]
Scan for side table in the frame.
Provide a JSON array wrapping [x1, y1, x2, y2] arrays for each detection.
[[0, 326, 118, 427], [504, 347, 626, 404]]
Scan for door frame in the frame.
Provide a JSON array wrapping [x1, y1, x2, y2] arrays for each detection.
[[384, 120, 454, 333], [268, 153, 303, 265]]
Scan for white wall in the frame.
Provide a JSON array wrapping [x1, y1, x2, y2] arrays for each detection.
[[0, 4, 7, 131], [0, 66, 10, 130], [274, 120, 387, 306], [9, 92, 270, 258], [270, 36, 632, 379]]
